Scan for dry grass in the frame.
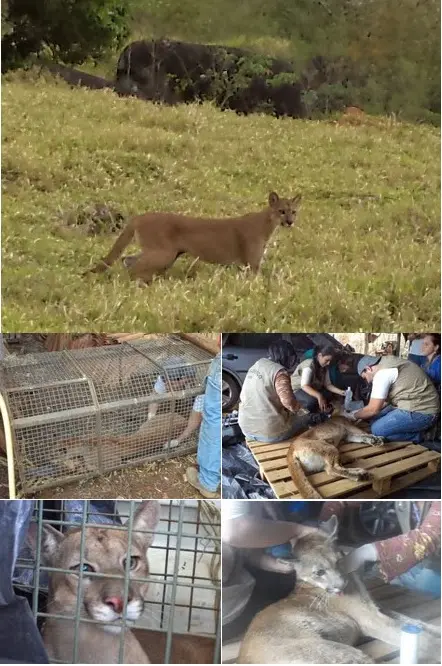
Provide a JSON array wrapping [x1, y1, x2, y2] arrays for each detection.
[[0, 454, 202, 499], [2, 73, 440, 331]]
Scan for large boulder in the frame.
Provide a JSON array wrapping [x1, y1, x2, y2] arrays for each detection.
[[115, 39, 305, 118]]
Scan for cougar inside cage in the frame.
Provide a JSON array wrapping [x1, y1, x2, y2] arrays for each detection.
[[12, 499, 221, 664], [0, 335, 214, 496]]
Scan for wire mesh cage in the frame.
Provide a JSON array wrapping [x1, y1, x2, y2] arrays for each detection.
[[11, 499, 221, 664], [0, 335, 215, 495]]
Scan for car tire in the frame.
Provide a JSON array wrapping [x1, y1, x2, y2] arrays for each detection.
[[222, 372, 241, 411], [357, 501, 400, 539]]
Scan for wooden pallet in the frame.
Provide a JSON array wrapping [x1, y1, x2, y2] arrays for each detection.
[[222, 579, 440, 664], [247, 438, 441, 499]]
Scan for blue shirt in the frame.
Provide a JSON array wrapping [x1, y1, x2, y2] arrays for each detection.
[[424, 355, 441, 388]]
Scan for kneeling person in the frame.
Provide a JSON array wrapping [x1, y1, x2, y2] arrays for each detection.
[[344, 355, 440, 443]]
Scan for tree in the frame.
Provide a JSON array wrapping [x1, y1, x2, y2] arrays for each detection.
[[2, 0, 130, 71]]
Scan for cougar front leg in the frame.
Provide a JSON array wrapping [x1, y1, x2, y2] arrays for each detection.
[[244, 244, 265, 273], [345, 431, 385, 446], [357, 606, 441, 663]]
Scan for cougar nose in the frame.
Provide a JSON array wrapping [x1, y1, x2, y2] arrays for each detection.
[[105, 596, 124, 614]]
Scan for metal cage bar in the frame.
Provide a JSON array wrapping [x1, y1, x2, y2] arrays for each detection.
[[0, 337, 215, 494], [12, 500, 221, 664]]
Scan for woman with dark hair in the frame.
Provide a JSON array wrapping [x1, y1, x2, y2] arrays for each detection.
[[422, 333, 441, 391], [238, 340, 308, 443], [291, 344, 345, 413]]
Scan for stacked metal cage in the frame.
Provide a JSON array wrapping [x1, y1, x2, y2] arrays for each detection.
[[0, 336, 214, 494], [12, 499, 221, 664]]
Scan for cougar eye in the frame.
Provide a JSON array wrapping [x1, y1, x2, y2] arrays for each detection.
[[71, 563, 95, 574], [280, 209, 286, 214], [124, 556, 140, 570], [314, 568, 326, 577]]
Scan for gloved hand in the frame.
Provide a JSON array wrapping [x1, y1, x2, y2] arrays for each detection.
[[338, 543, 378, 574]]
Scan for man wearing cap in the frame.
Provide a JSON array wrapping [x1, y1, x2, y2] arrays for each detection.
[[342, 354, 440, 443]]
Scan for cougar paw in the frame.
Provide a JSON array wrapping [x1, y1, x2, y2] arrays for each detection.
[[372, 436, 386, 445]]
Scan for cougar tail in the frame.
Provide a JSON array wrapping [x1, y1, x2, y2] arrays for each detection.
[[287, 446, 322, 499], [83, 220, 136, 275]]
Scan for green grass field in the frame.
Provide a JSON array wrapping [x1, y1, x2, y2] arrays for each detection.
[[2, 74, 440, 332]]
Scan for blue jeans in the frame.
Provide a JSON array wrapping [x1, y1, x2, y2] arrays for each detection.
[[197, 354, 221, 492], [391, 562, 441, 599], [243, 416, 307, 444], [370, 405, 437, 443]]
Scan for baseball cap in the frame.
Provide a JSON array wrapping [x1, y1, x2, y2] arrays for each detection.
[[357, 355, 381, 376]]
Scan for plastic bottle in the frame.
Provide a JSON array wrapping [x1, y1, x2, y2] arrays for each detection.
[[344, 387, 353, 410], [400, 624, 421, 664]]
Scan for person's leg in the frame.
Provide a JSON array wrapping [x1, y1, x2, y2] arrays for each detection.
[[294, 389, 320, 412], [63, 500, 121, 526], [370, 408, 436, 443], [369, 404, 395, 424], [390, 562, 441, 599], [187, 355, 221, 495]]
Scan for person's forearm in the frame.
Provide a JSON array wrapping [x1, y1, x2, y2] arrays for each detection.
[[177, 411, 203, 443], [224, 518, 305, 549], [375, 503, 441, 582], [275, 372, 302, 413], [326, 384, 345, 396], [354, 402, 382, 419]]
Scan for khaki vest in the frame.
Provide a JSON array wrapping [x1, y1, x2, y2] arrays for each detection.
[[377, 356, 440, 415], [238, 358, 293, 439], [291, 358, 326, 392]]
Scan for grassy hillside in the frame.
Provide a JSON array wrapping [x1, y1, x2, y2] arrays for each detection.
[[2, 74, 440, 332]]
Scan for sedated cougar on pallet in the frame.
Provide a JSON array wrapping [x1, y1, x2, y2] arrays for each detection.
[[238, 515, 441, 664], [27, 501, 159, 663], [83, 191, 301, 284], [287, 413, 386, 499]]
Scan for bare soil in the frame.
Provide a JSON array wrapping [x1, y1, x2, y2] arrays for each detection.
[[0, 453, 221, 499]]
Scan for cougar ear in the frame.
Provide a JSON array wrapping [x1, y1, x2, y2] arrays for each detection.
[[268, 191, 279, 207], [133, 500, 160, 548], [318, 514, 339, 541], [291, 194, 302, 206], [27, 522, 64, 565]]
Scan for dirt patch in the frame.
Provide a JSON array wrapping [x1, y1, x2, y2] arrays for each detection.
[[28, 454, 210, 499], [56, 202, 126, 237]]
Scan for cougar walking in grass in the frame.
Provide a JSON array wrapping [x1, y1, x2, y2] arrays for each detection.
[[287, 413, 386, 499], [238, 516, 441, 664], [27, 501, 159, 664], [83, 191, 301, 284]]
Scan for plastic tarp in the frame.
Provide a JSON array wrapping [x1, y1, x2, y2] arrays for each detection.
[[2, 501, 120, 664], [0, 501, 48, 664]]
